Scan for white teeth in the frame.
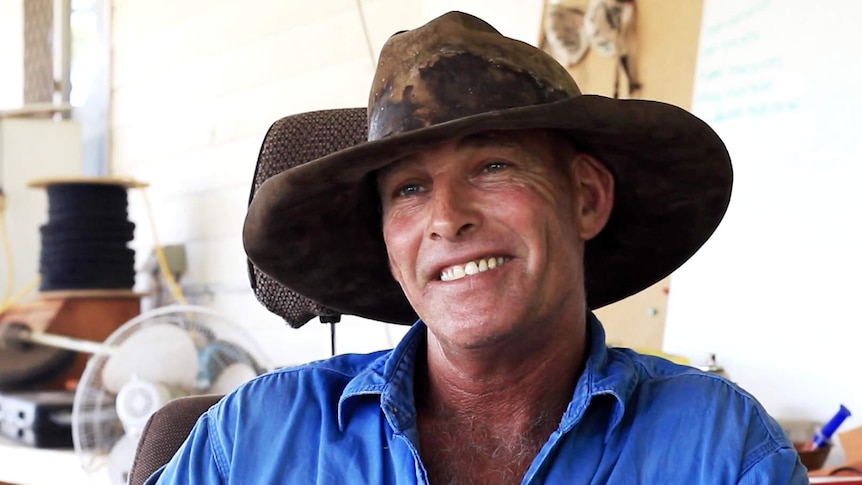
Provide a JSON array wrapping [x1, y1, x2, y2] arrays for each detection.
[[440, 257, 509, 281]]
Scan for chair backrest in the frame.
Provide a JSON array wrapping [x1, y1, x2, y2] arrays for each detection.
[[128, 394, 223, 485], [247, 107, 367, 328]]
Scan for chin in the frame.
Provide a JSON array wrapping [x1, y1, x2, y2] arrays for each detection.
[[426, 312, 528, 349]]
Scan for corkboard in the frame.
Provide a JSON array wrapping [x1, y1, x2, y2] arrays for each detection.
[[538, 0, 705, 350]]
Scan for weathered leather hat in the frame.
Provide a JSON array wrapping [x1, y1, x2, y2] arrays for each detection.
[[243, 11, 732, 326]]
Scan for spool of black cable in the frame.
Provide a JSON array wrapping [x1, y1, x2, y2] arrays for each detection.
[[28, 177, 146, 292]]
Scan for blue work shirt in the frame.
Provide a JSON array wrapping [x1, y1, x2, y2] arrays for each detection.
[[147, 313, 808, 484]]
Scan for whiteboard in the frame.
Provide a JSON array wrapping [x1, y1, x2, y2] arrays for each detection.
[[663, 0, 862, 454]]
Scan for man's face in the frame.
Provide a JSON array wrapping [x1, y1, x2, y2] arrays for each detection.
[[377, 130, 613, 351]]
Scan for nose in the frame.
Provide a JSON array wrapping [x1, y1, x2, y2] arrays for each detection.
[[427, 180, 479, 241]]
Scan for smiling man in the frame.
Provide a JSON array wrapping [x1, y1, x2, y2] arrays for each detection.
[[376, 128, 614, 483], [148, 11, 807, 485]]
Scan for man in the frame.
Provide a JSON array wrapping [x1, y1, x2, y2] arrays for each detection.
[[148, 11, 807, 484]]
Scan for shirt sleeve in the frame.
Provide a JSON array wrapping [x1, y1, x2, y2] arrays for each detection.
[[143, 412, 225, 485], [737, 447, 809, 485]]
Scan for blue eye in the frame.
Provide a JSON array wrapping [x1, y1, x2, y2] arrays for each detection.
[[396, 183, 422, 197], [484, 161, 508, 172]]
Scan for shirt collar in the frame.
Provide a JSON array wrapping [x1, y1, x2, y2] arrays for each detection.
[[338, 312, 637, 439], [338, 321, 425, 432], [561, 311, 637, 441]]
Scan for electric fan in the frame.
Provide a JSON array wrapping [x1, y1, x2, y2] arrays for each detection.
[[71, 304, 269, 485]]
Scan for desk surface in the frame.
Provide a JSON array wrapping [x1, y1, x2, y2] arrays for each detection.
[[0, 437, 109, 485]]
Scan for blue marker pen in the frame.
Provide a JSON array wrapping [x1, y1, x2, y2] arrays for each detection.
[[808, 404, 852, 450]]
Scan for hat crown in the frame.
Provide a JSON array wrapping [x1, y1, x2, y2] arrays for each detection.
[[367, 11, 581, 141]]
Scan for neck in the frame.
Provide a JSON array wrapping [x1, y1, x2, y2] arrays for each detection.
[[417, 313, 590, 427], [413, 314, 590, 485]]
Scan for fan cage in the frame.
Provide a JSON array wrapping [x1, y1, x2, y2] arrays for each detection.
[[71, 304, 268, 476]]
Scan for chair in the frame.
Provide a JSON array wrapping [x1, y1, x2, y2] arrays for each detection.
[[127, 108, 368, 484], [128, 394, 223, 485]]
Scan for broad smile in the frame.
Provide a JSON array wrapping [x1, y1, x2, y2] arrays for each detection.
[[439, 256, 511, 281]]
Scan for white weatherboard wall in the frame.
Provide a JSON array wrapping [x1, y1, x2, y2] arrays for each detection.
[[111, 1, 544, 368], [664, 0, 862, 465], [0, 0, 23, 109]]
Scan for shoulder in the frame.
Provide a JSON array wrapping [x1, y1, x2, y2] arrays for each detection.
[[612, 347, 761, 406], [615, 348, 779, 426], [216, 349, 389, 410], [151, 350, 395, 483], [606, 346, 710, 387], [203, 349, 389, 446], [609, 348, 796, 475], [249, 349, 389, 388]]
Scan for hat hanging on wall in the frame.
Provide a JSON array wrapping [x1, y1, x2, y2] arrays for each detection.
[[585, 0, 635, 57], [542, 0, 590, 67], [585, 0, 640, 96], [541, 0, 640, 98]]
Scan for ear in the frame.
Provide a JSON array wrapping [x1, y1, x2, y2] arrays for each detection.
[[572, 153, 615, 240]]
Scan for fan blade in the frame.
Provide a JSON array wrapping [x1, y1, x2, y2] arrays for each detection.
[[107, 433, 137, 485], [101, 323, 199, 394], [206, 362, 258, 395]]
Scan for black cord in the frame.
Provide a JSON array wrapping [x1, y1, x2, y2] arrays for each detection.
[[320, 314, 341, 356]]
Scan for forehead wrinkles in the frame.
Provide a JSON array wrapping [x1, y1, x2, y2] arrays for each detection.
[[465, 130, 578, 172], [375, 130, 575, 188]]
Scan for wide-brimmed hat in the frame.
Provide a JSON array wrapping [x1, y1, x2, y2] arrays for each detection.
[[243, 11, 732, 326]]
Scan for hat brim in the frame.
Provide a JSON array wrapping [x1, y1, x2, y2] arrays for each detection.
[[243, 94, 732, 325]]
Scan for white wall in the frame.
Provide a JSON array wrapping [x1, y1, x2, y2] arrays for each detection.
[[0, 0, 24, 109], [111, 0, 545, 368], [664, 0, 862, 465], [422, 1, 544, 45]]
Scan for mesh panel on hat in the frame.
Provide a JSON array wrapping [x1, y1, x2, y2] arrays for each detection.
[[247, 108, 367, 328]]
